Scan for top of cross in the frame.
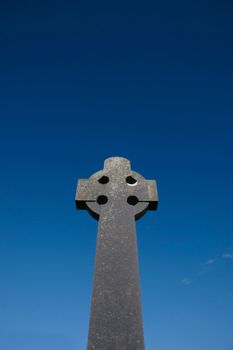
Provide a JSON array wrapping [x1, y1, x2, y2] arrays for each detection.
[[76, 157, 158, 220]]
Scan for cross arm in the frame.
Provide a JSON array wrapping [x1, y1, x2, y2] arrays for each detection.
[[146, 180, 159, 210], [76, 179, 101, 210], [129, 179, 158, 211]]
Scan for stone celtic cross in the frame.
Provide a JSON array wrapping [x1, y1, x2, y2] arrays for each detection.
[[76, 157, 158, 350]]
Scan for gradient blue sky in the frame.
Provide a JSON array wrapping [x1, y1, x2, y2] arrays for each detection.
[[1, 1, 233, 349]]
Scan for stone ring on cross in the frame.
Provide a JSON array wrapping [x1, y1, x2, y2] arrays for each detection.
[[76, 157, 158, 220]]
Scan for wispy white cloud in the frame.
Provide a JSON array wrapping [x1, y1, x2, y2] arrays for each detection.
[[205, 259, 215, 265], [181, 251, 232, 286], [181, 278, 192, 285], [222, 253, 233, 259]]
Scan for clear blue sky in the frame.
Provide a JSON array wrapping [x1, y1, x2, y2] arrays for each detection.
[[0, 1, 233, 349]]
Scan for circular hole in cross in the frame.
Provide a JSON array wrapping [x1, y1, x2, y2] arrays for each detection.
[[97, 195, 108, 205], [98, 176, 109, 184], [127, 196, 139, 206], [126, 176, 137, 186]]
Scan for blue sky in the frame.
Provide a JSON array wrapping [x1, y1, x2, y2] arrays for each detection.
[[0, 1, 233, 349]]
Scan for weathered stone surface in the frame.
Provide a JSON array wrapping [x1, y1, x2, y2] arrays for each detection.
[[76, 157, 158, 350]]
